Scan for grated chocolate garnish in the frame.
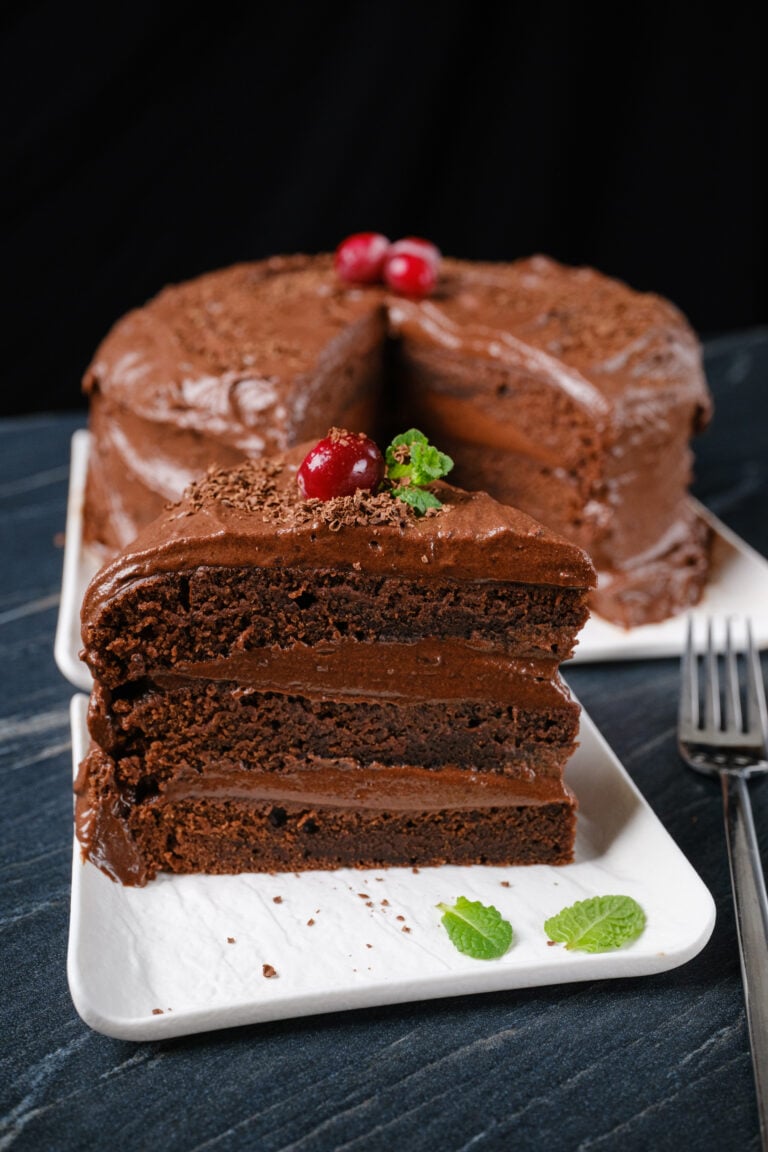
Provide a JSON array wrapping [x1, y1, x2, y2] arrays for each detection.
[[174, 458, 448, 529], [182, 459, 285, 515], [279, 487, 421, 531]]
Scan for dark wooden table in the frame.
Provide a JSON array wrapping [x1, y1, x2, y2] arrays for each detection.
[[2, 328, 768, 1151]]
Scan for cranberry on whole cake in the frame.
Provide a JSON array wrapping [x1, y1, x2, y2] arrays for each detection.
[[75, 431, 596, 885], [82, 243, 712, 627]]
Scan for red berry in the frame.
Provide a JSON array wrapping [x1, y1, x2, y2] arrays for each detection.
[[334, 232, 390, 284], [383, 248, 438, 296], [388, 236, 441, 270], [297, 429, 385, 500]]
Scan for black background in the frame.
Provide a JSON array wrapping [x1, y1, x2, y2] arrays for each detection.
[[3, 2, 765, 416]]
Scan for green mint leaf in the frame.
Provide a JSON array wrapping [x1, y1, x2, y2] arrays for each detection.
[[385, 428, 454, 485], [407, 440, 454, 486], [544, 895, 646, 954], [385, 428, 454, 515], [386, 427, 429, 462], [392, 485, 443, 514], [437, 896, 513, 960]]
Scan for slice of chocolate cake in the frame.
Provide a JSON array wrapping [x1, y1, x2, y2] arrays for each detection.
[[75, 435, 596, 885]]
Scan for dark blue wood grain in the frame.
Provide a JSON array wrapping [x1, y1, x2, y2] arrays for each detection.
[[1, 331, 767, 1151]]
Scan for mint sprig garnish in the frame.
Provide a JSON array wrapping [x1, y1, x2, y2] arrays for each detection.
[[385, 428, 453, 514], [437, 896, 513, 960], [544, 895, 646, 954], [391, 486, 443, 514]]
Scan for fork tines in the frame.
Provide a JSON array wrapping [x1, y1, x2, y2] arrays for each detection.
[[681, 616, 768, 753]]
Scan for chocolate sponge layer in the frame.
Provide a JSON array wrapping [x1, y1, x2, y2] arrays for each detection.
[[83, 566, 591, 688], [89, 677, 581, 780], [76, 746, 578, 885]]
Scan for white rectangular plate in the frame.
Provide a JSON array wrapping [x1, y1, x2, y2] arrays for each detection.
[[55, 431, 768, 690], [54, 430, 99, 691], [68, 693, 715, 1041]]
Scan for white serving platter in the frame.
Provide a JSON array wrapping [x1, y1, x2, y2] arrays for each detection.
[[55, 430, 768, 692], [67, 693, 716, 1042], [54, 430, 98, 691]]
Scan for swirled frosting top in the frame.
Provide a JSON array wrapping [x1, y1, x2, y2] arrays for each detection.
[[84, 252, 710, 434]]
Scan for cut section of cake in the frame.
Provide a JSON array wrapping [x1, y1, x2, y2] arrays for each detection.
[[75, 435, 596, 885], [391, 256, 712, 626]]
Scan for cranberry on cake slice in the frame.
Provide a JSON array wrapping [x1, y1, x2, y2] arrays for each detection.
[[296, 428, 385, 500]]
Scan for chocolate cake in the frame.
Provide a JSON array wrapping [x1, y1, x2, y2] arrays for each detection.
[[82, 252, 712, 628], [75, 446, 596, 885]]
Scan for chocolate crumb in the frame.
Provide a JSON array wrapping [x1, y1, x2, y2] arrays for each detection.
[[179, 455, 441, 531], [273, 895, 283, 904], [366, 901, 374, 908], [151, 1008, 164, 1015], [547, 940, 558, 947], [307, 918, 315, 926], [396, 915, 405, 922], [366, 943, 373, 949], [381, 898, 390, 907], [401, 925, 411, 934], [227, 937, 236, 944], [263, 963, 278, 978], [357, 893, 369, 900], [184, 458, 284, 515], [412, 867, 420, 874], [500, 881, 511, 888]]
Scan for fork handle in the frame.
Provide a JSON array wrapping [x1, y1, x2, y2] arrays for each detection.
[[722, 770, 768, 1146]]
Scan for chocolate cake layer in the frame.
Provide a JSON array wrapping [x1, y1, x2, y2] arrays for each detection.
[[82, 251, 713, 626], [88, 671, 580, 778], [75, 747, 578, 885], [83, 567, 590, 689]]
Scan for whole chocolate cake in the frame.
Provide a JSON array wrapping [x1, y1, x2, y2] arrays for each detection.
[[75, 440, 596, 885], [82, 251, 712, 628]]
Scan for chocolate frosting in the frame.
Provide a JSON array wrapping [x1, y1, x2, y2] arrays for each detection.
[[160, 644, 567, 706], [81, 449, 596, 630], [146, 762, 575, 812], [83, 255, 383, 434], [85, 253, 707, 435]]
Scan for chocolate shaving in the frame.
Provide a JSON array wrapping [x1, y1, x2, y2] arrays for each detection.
[[278, 484, 430, 531], [175, 457, 447, 530], [183, 459, 284, 515]]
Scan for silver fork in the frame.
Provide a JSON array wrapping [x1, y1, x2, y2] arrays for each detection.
[[679, 616, 768, 1146]]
